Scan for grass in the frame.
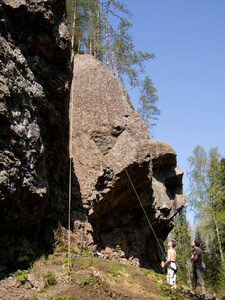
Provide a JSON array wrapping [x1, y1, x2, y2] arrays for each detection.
[[1, 252, 222, 300], [55, 296, 76, 300], [79, 277, 93, 287], [143, 268, 155, 276], [52, 259, 58, 266], [12, 269, 32, 284], [44, 270, 57, 287]]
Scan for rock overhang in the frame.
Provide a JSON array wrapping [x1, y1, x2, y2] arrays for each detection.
[[70, 54, 186, 270]]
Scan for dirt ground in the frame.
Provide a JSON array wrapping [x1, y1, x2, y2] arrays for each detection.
[[0, 252, 170, 300], [0, 252, 220, 300]]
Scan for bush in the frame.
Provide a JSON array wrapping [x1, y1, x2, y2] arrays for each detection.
[[79, 277, 93, 287], [44, 271, 57, 287]]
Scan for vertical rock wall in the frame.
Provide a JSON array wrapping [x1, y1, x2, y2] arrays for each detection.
[[0, 1, 185, 273], [0, 0, 71, 271], [70, 55, 186, 271]]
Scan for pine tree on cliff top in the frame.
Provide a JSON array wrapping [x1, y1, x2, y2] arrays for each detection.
[[137, 76, 160, 138]]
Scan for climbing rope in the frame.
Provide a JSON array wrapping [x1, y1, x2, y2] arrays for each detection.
[[67, 54, 75, 271], [124, 168, 167, 260]]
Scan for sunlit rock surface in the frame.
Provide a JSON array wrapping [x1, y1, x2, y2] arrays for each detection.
[[70, 54, 186, 271]]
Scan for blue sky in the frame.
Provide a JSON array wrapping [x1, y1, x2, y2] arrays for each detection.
[[119, 0, 225, 225]]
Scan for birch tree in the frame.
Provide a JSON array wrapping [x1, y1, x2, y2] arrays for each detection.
[[187, 145, 225, 267]]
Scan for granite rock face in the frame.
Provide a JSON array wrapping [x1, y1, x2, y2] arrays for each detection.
[[0, 0, 71, 271], [70, 55, 186, 271], [0, 0, 185, 272]]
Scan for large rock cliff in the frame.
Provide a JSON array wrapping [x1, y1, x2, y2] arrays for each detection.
[[0, 1, 185, 272], [0, 0, 71, 271], [70, 55, 186, 271]]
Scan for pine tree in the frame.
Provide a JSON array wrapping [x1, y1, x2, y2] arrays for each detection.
[[66, 1, 156, 90], [171, 207, 192, 286], [103, 0, 130, 66], [137, 76, 160, 137]]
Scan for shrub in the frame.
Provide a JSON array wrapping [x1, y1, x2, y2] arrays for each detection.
[[52, 260, 58, 266], [79, 277, 93, 287], [43, 271, 57, 287]]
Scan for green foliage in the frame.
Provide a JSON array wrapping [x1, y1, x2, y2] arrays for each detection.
[[187, 145, 225, 290], [55, 296, 75, 300], [16, 273, 28, 283], [89, 281, 101, 292], [13, 269, 30, 283], [170, 207, 192, 286], [70, 244, 78, 254], [44, 271, 57, 287], [88, 259, 93, 266], [52, 259, 58, 266], [28, 296, 36, 300], [137, 75, 160, 137], [194, 228, 225, 292], [63, 257, 69, 265], [81, 247, 92, 256], [57, 243, 68, 253], [103, 149, 109, 155], [187, 146, 225, 258], [143, 269, 155, 276], [46, 296, 53, 300], [37, 288, 46, 293], [79, 277, 93, 287], [110, 18, 155, 87], [66, 1, 155, 90], [159, 285, 186, 300], [106, 264, 125, 277]]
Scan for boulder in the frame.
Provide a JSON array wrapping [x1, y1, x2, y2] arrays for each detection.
[[70, 54, 186, 271]]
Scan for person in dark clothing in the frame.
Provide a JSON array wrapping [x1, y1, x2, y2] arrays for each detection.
[[189, 240, 205, 299]]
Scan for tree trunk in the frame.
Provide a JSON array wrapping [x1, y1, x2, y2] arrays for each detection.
[[71, 0, 77, 51], [105, 1, 110, 65], [95, 0, 100, 58], [116, 47, 120, 78], [212, 207, 225, 266], [89, 38, 92, 54], [78, 39, 81, 53]]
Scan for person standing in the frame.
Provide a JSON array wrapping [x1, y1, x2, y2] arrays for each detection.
[[161, 240, 177, 289], [189, 240, 205, 299]]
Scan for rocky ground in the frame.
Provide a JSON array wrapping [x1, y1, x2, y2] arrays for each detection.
[[0, 250, 222, 300]]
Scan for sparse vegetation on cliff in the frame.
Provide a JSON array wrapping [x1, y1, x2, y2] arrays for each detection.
[[1, 247, 222, 299]]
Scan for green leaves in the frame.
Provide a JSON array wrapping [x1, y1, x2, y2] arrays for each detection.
[[66, 1, 155, 89], [137, 76, 160, 137], [171, 208, 192, 285], [187, 145, 225, 269]]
